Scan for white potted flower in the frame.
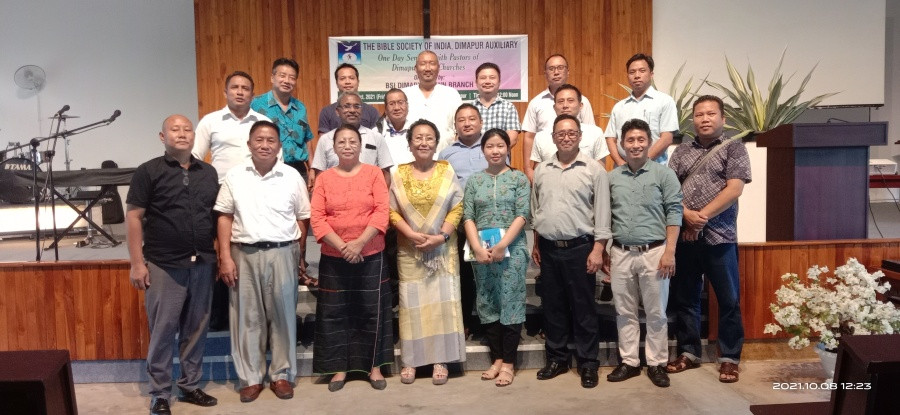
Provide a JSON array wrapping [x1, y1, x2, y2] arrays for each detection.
[[764, 258, 900, 378]]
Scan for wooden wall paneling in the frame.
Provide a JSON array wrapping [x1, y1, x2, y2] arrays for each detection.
[[193, 0, 653, 171], [118, 264, 140, 359], [100, 265, 120, 359], [53, 266, 74, 353], [0, 265, 8, 350]]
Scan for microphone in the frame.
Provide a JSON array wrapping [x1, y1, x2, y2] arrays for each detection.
[[109, 109, 121, 122], [54, 104, 70, 117]]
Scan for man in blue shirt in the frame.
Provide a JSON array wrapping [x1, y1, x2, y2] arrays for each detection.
[[251, 57, 314, 184]]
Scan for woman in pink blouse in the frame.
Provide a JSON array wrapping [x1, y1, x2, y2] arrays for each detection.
[[310, 124, 392, 392]]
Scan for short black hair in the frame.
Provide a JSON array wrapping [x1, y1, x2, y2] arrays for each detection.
[[621, 118, 652, 143], [271, 57, 299, 75], [552, 114, 580, 131], [544, 53, 568, 68], [334, 63, 359, 81], [383, 88, 407, 105], [554, 83, 582, 102], [455, 103, 481, 120], [626, 53, 654, 72], [693, 95, 725, 113], [407, 119, 440, 144], [476, 62, 501, 79], [333, 123, 362, 144], [249, 120, 280, 138], [225, 71, 254, 91]]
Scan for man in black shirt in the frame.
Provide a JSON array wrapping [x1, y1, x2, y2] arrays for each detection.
[[126, 114, 220, 415]]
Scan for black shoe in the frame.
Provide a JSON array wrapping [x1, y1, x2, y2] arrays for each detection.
[[599, 281, 613, 302], [579, 365, 599, 388], [647, 365, 670, 387], [150, 397, 171, 415], [536, 361, 568, 380], [606, 363, 641, 382], [178, 388, 217, 407]]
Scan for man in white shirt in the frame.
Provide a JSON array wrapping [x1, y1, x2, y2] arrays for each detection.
[[378, 88, 415, 171], [530, 84, 609, 173], [522, 54, 595, 181], [193, 71, 272, 183], [604, 53, 679, 166], [215, 120, 310, 403], [402, 50, 463, 140], [310, 92, 394, 186]]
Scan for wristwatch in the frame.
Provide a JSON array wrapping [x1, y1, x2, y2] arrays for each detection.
[[440, 232, 451, 243]]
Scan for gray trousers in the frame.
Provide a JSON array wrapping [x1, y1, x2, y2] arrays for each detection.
[[229, 243, 299, 387], [145, 261, 214, 400]]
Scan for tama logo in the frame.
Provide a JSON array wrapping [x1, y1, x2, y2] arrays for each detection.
[[4, 163, 31, 171]]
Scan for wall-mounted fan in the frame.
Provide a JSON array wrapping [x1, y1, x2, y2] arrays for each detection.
[[14, 65, 46, 91]]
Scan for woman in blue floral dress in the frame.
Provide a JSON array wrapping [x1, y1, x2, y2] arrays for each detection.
[[462, 128, 530, 387]]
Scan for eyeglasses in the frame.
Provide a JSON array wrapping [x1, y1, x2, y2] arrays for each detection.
[[546, 65, 568, 73], [340, 104, 362, 110], [386, 99, 407, 107], [411, 136, 437, 144], [552, 130, 581, 139]]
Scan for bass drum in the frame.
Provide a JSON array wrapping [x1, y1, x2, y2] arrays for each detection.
[[0, 157, 42, 204]]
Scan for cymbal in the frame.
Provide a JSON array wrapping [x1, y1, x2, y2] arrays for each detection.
[[48, 115, 80, 119]]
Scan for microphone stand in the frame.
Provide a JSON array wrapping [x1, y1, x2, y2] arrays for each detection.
[[13, 110, 121, 262]]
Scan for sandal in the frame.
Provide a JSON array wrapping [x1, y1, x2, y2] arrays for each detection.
[[481, 364, 501, 380], [495, 367, 514, 387], [719, 362, 739, 383], [666, 355, 700, 373], [400, 367, 416, 384], [432, 363, 448, 385]]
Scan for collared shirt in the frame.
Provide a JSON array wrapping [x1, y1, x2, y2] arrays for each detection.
[[604, 86, 679, 164], [472, 95, 521, 133], [402, 83, 463, 139], [521, 88, 595, 134], [531, 123, 610, 163], [193, 106, 272, 183], [311, 125, 394, 171], [250, 90, 314, 164], [609, 160, 684, 245], [381, 118, 415, 173], [126, 153, 219, 268], [438, 138, 487, 189], [214, 159, 311, 244], [318, 101, 380, 133], [531, 151, 612, 241], [669, 135, 752, 245]]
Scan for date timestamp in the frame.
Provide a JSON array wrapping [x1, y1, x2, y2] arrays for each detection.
[[773, 382, 871, 390]]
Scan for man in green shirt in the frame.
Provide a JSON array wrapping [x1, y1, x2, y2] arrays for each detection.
[[605, 119, 682, 388]]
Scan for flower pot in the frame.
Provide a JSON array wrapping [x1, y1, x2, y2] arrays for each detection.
[[815, 342, 838, 380]]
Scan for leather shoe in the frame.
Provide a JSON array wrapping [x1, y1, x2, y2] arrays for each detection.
[[178, 388, 217, 407], [579, 365, 599, 388], [606, 363, 641, 382], [270, 379, 294, 399], [328, 379, 345, 392], [536, 361, 568, 380], [149, 397, 171, 415], [647, 365, 670, 387], [239, 384, 264, 403], [370, 378, 387, 390]]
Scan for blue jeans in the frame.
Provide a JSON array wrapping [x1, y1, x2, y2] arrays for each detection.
[[669, 241, 743, 363]]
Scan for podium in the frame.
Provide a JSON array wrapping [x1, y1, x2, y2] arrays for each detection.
[[756, 122, 888, 241]]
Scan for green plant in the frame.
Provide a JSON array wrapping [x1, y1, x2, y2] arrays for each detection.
[[706, 50, 838, 139]]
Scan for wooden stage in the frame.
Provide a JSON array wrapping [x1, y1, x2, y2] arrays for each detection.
[[1, 239, 899, 361]]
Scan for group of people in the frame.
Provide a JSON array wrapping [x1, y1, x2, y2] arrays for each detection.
[[127, 51, 750, 415]]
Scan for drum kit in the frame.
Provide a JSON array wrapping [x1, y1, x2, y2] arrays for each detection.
[[0, 106, 121, 260]]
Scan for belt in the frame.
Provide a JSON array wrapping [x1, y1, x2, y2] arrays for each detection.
[[239, 240, 295, 250], [612, 239, 665, 252], [543, 234, 593, 249]]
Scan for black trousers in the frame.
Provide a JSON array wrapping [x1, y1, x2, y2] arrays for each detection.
[[484, 322, 522, 364], [285, 160, 309, 184], [538, 237, 599, 368], [457, 228, 479, 332]]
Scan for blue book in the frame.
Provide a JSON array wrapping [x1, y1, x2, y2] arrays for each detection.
[[463, 228, 510, 262]]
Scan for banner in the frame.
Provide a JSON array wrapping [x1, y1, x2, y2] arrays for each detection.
[[328, 35, 528, 104]]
